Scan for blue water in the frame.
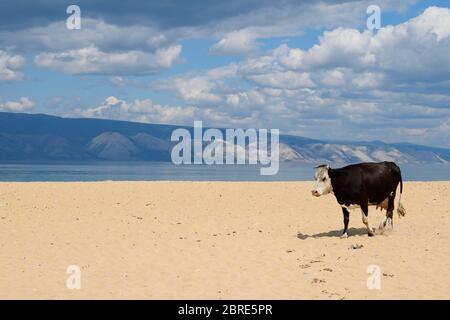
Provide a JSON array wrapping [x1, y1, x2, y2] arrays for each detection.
[[0, 162, 449, 182]]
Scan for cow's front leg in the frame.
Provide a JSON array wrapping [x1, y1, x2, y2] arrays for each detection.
[[341, 207, 350, 238], [361, 203, 375, 236]]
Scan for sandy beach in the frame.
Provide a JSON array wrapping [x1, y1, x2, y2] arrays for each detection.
[[0, 181, 449, 299]]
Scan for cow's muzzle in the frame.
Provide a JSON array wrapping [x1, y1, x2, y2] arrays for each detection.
[[311, 190, 320, 197]]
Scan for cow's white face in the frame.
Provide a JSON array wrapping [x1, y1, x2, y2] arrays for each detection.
[[312, 165, 332, 197]]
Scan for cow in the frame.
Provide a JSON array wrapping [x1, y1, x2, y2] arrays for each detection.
[[311, 161, 406, 237]]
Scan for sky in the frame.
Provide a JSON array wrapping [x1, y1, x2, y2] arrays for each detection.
[[0, 0, 449, 148]]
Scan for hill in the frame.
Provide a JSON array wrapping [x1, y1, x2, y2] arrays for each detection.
[[0, 112, 448, 164]]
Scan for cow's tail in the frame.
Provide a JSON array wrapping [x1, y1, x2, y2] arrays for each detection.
[[397, 170, 406, 217]]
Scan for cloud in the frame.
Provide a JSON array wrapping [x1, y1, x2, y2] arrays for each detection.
[[0, 1, 411, 32], [0, 97, 35, 112], [155, 76, 223, 104], [147, 6, 450, 147], [34, 45, 182, 75], [0, 18, 172, 53], [1, 18, 182, 76], [153, 64, 238, 105], [246, 71, 315, 89], [202, 0, 417, 56], [0, 0, 419, 82], [79, 96, 197, 125], [0, 51, 25, 82], [210, 29, 259, 55], [110, 76, 127, 86], [235, 6, 450, 91], [226, 90, 265, 108], [0, 0, 281, 31], [74, 94, 262, 128], [0, 1, 417, 61], [270, 7, 450, 84]]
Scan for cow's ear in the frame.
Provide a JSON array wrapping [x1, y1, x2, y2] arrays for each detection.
[[314, 164, 330, 169]]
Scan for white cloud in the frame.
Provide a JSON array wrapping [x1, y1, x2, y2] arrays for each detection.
[[0, 97, 35, 112], [320, 68, 347, 87], [34, 45, 182, 75], [80, 96, 197, 125], [1, 1, 416, 66], [337, 101, 380, 124], [0, 51, 25, 82], [0, 19, 172, 53], [271, 7, 450, 83], [204, 0, 418, 56], [351, 72, 384, 89], [210, 29, 259, 55], [226, 93, 246, 107], [246, 71, 314, 89], [163, 76, 223, 104], [206, 64, 238, 79], [1, 18, 184, 76], [153, 64, 238, 105], [305, 28, 375, 69], [76, 94, 262, 128], [110, 76, 126, 86], [147, 7, 450, 147], [226, 90, 265, 108], [274, 44, 305, 70], [407, 6, 450, 42]]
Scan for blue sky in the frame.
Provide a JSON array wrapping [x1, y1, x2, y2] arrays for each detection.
[[0, 0, 449, 147]]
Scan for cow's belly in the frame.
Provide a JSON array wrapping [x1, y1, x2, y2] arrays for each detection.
[[341, 201, 386, 211], [341, 204, 361, 210]]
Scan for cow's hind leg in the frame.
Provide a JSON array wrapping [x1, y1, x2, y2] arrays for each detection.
[[341, 207, 350, 238], [379, 193, 395, 231], [385, 193, 395, 229], [361, 203, 375, 237]]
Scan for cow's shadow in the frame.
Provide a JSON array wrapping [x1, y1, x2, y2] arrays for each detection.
[[297, 227, 368, 239]]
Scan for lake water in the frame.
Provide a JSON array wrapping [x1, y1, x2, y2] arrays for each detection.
[[0, 162, 449, 181]]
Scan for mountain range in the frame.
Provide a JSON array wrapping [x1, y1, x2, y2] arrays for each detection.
[[0, 112, 449, 164]]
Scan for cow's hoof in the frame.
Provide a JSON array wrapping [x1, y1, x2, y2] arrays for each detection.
[[386, 218, 393, 229], [340, 232, 348, 239], [367, 228, 376, 236], [379, 218, 393, 231]]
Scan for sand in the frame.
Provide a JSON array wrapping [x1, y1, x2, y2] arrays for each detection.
[[0, 181, 449, 299]]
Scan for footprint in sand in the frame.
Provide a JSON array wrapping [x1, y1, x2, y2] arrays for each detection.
[[312, 278, 326, 284]]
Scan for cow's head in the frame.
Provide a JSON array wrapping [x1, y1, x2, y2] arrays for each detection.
[[312, 164, 332, 197]]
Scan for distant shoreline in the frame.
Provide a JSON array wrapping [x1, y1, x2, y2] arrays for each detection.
[[0, 162, 449, 182]]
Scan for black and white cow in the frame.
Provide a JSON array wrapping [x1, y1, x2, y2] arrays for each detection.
[[311, 161, 406, 237]]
